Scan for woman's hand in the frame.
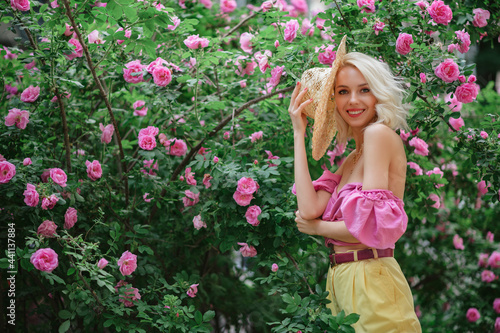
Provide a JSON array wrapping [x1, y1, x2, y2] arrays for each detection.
[[295, 210, 322, 236], [288, 82, 313, 136]]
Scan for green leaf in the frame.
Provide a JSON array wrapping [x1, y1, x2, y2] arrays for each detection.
[[342, 313, 360, 325], [58, 320, 70, 333], [203, 310, 215, 322], [59, 310, 72, 320], [67, 268, 76, 276], [195, 311, 202, 325]]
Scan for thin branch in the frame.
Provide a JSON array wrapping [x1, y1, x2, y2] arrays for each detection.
[[61, 0, 129, 206], [333, 0, 354, 38], [285, 251, 314, 295], [148, 85, 294, 222], [54, 87, 72, 172], [223, 9, 262, 39]]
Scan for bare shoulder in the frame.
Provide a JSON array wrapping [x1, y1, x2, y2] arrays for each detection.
[[363, 123, 403, 151]]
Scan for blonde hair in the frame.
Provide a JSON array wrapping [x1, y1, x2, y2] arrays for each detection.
[[333, 52, 409, 144]]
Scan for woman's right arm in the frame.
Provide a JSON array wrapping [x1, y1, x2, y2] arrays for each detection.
[[289, 82, 331, 219]]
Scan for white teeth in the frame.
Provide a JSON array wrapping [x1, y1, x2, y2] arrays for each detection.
[[348, 110, 364, 115]]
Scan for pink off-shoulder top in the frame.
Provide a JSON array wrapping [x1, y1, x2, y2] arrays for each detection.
[[294, 169, 408, 249]]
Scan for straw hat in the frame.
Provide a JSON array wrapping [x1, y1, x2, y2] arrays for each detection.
[[300, 35, 348, 160]]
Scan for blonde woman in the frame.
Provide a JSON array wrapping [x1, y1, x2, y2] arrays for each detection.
[[289, 36, 421, 332]]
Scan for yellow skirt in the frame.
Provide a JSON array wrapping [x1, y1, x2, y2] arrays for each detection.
[[326, 256, 422, 333]]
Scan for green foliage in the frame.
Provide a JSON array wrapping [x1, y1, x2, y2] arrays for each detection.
[[0, 0, 499, 331]]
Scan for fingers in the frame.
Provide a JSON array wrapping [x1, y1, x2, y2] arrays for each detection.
[[293, 87, 310, 110]]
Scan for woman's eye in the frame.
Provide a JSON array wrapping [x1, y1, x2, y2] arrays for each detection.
[[338, 89, 348, 95], [361, 88, 370, 93]]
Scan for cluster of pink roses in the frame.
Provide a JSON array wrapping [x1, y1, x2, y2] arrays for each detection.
[[158, 134, 188, 156], [123, 57, 178, 86], [184, 34, 210, 49], [138, 126, 159, 151], [233, 177, 258, 206]]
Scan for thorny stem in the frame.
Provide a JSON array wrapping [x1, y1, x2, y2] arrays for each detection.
[[62, 0, 129, 206]]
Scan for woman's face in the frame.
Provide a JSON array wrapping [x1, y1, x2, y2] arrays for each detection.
[[334, 65, 378, 130]]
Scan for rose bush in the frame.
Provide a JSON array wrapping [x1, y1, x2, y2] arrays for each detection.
[[0, 0, 499, 332]]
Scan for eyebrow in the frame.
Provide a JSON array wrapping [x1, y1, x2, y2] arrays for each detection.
[[336, 83, 369, 88]]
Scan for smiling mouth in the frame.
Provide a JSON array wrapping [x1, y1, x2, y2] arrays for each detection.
[[347, 109, 364, 115]]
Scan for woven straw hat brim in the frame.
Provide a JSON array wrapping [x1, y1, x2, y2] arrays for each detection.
[[299, 35, 348, 160]]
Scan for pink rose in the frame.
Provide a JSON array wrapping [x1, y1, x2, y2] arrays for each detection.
[[240, 32, 254, 53], [478, 253, 489, 267], [477, 180, 490, 196], [237, 177, 258, 195], [199, 0, 212, 9], [427, 0, 453, 25], [373, 21, 385, 35], [317, 45, 336, 65], [115, 280, 141, 307], [139, 126, 159, 138], [85, 160, 103, 181], [123, 60, 145, 83], [268, 66, 285, 89], [10, 0, 31, 11], [409, 137, 429, 156], [444, 93, 462, 112], [407, 162, 423, 176], [97, 258, 108, 269], [185, 167, 197, 185], [50, 168, 67, 187], [117, 251, 137, 276], [23, 183, 39, 206], [396, 33, 414, 55], [41, 194, 58, 210], [5, 108, 30, 129], [434, 59, 459, 83], [449, 117, 464, 131], [234, 56, 257, 77], [23, 158, 32, 166], [167, 15, 181, 30], [494, 299, 500, 314], [239, 80, 247, 88], [37, 220, 58, 238], [99, 123, 114, 144], [245, 205, 261, 226], [20, 85, 40, 103], [143, 193, 152, 202], [138, 135, 156, 150], [261, 0, 273, 12], [152, 66, 172, 87], [274, 40, 280, 48], [116, 27, 131, 45], [249, 131, 263, 143], [133, 100, 148, 116], [415, 1, 429, 10], [488, 252, 500, 268], [182, 190, 200, 207], [30, 248, 59, 273], [64, 207, 78, 229], [419, 73, 426, 83], [203, 174, 213, 189], [220, 0, 236, 13], [466, 308, 480, 322], [41, 169, 51, 183], [455, 83, 479, 103], [291, 0, 307, 13], [487, 232, 495, 243], [453, 234, 464, 250], [472, 8, 490, 27], [284, 20, 299, 43], [233, 190, 253, 206], [88, 30, 104, 44], [186, 283, 199, 298], [237, 242, 257, 257], [356, 0, 375, 13], [428, 193, 440, 209], [66, 38, 83, 60], [400, 129, 411, 141], [481, 270, 497, 283], [454, 30, 470, 54], [213, 156, 219, 163], [165, 138, 187, 156], [183, 35, 210, 49], [271, 263, 279, 272], [0, 161, 16, 184], [193, 215, 207, 230]]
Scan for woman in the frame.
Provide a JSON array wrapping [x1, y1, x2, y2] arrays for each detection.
[[289, 36, 421, 332]]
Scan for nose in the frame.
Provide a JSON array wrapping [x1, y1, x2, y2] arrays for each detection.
[[348, 91, 360, 105]]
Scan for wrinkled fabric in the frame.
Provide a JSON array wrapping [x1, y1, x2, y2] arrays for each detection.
[[293, 170, 408, 249]]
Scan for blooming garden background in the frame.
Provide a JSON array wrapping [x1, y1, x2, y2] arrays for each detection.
[[1, 0, 500, 331]]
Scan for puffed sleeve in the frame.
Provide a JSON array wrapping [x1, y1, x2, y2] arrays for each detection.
[[340, 188, 408, 249], [292, 170, 341, 195]]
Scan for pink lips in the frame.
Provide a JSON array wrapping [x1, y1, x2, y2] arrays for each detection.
[[347, 109, 365, 117]]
